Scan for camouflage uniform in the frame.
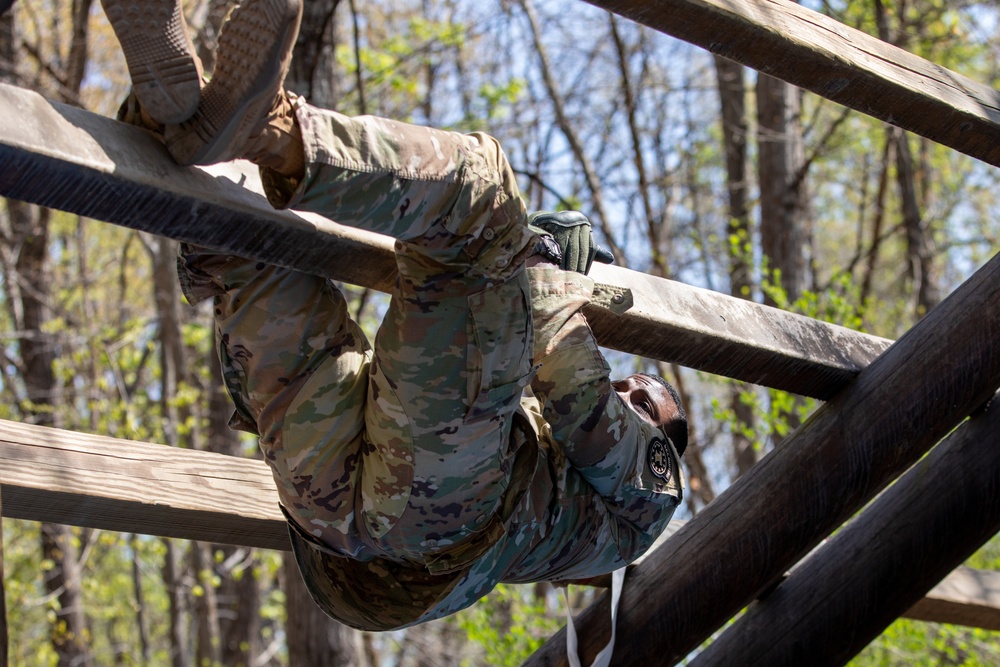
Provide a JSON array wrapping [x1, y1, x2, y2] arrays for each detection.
[[179, 98, 683, 630]]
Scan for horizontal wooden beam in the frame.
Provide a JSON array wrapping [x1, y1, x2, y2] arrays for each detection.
[[0, 82, 891, 399], [0, 419, 289, 551], [689, 394, 1000, 666], [584, 0, 1000, 168], [3, 416, 998, 637], [523, 243, 1000, 665], [906, 567, 1000, 633]]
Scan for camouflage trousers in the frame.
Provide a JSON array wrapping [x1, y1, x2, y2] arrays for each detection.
[[179, 101, 539, 563]]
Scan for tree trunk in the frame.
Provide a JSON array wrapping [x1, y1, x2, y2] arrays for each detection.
[[149, 236, 204, 667], [756, 67, 809, 441], [216, 546, 259, 667], [872, 0, 938, 319], [283, 556, 365, 667], [287, 0, 343, 108], [129, 534, 151, 664], [715, 54, 759, 477], [40, 525, 91, 667], [894, 128, 937, 316], [860, 133, 894, 310], [207, 346, 261, 667], [162, 539, 189, 667], [6, 197, 92, 667], [756, 73, 809, 304], [191, 542, 222, 667], [13, 205, 89, 664]]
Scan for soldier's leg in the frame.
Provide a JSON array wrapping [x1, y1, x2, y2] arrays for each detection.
[[268, 110, 539, 561], [176, 107, 539, 562], [177, 248, 375, 558]]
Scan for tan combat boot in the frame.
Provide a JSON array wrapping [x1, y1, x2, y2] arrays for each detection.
[[164, 0, 304, 177], [101, 0, 202, 124]]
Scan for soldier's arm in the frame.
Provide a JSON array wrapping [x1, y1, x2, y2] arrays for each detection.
[[527, 264, 647, 486]]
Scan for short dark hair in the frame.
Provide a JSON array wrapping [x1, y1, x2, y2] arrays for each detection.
[[642, 374, 689, 457]]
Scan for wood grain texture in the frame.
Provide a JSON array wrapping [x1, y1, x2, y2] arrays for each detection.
[[0, 419, 289, 550], [586, 264, 889, 398], [0, 82, 891, 399], [1, 414, 995, 642], [689, 398, 1000, 666], [584, 0, 1000, 167], [523, 250, 1000, 666]]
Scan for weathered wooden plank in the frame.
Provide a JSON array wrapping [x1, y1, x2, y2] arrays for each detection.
[[584, 0, 1000, 168], [584, 263, 888, 398], [0, 82, 891, 399], [4, 416, 997, 640], [689, 396, 1000, 666], [522, 248, 1000, 666], [905, 567, 1000, 632], [0, 419, 289, 551]]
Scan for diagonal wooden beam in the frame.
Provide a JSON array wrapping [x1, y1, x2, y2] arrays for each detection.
[[0, 82, 890, 399], [523, 248, 1000, 666], [689, 395, 1000, 666], [584, 0, 1000, 168]]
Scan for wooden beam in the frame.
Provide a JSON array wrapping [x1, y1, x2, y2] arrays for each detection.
[[0, 419, 289, 551], [522, 250, 1000, 666], [4, 416, 999, 641], [689, 395, 1000, 666], [583, 0, 1000, 168], [905, 567, 1000, 633], [0, 82, 891, 399]]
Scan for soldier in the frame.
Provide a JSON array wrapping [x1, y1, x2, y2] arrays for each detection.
[[104, 0, 686, 630]]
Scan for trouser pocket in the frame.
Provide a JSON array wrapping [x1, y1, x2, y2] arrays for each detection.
[[465, 272, 534, 423]]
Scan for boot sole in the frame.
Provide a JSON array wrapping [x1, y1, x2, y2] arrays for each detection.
[[101, 0, 200, 125], [165, 0, 303, 166]]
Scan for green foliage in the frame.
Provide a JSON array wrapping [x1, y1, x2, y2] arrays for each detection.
[[473, 78, 528, 127], [335, 15, 470, 118], [453, 584, 561, 666], [852, 617, 1000, 666]]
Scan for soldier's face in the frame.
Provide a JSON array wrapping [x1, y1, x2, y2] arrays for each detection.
[[612, 374, 680, 428]]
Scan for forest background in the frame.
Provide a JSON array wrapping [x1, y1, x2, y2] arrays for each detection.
[[0, 0, 999, 664]]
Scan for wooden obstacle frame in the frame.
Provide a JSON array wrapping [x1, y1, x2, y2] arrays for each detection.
[[0, 0, 999, 665]]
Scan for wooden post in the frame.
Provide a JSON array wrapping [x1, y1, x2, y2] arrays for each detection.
[[689, 395, 1000, 666], [583, 0, 1000, 168], [522, 250, 1000, 667]]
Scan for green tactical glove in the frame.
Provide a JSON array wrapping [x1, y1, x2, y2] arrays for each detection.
[[527, 211, 615, 275]]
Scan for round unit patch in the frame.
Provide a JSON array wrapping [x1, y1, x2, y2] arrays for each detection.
[[648, 437, 672, 482]]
